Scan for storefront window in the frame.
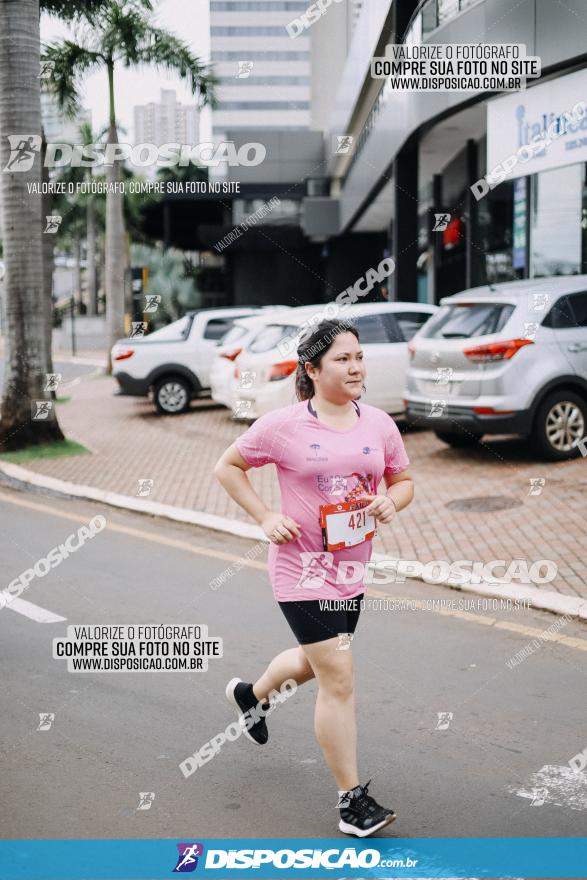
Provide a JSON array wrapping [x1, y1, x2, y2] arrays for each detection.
[[477, 179, 516, 284], [530, 165, 582, 277], [417, 184, 433, 303], [512, 177, 528, 277]]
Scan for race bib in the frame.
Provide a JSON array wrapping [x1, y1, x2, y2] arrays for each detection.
[[319, 498, 377, 552]]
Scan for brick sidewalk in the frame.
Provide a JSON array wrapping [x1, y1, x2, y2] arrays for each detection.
[[16, 369, 587, 600]]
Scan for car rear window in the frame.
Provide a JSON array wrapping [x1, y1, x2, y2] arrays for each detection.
[[204, 318, 236, 340], [249, 324, 298, 354], [392, 310, 434, 341], [145, 315, 193, 341], [216, 324, 249, 346], [420, 303, 515, 339]]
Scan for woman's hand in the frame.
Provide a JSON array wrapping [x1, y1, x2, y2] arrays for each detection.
[[360, 494, 397, 524], [261, 511, 302, 544]]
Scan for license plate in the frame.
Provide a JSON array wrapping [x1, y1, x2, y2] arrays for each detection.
[[319, 499, 377, 552]]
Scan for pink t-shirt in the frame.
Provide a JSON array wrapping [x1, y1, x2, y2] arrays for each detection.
[[235, 399, 410, 602]]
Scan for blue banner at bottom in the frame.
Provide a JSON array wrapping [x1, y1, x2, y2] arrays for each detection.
[[0, 837, 585, 879]]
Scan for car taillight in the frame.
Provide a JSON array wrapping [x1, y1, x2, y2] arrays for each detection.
[[113, 349, 134, 361], [408, 341, 416, 360], [463, 338, 534, 363], [221, 347, 243, 361], [268, 360, 298, 381]]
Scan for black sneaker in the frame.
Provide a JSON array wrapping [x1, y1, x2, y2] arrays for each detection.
[[337, 780, 397, 837], [225, 677, 270, 745]]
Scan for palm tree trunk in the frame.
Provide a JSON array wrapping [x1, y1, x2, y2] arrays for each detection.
[[41, 128, 55, 379], [98, 233, 105, 315], [0, 0, 64, 449], [104, 62, 126, 371], [73, 236, 82, 305], [86, 198, 97, 315]]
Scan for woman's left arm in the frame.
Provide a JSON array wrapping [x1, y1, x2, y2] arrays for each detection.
[[363, 469, 414, 523], [383, 468, 414, 513]]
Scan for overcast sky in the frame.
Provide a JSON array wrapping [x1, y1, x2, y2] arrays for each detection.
[[40, 0, 212, 141]]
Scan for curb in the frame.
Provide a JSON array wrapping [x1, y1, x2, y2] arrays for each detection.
[[0, 461, 263, 541], [1, 460, 585, 623]]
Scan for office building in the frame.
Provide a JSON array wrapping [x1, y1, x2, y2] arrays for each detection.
[[209, 0, 313, 139], [134, 89, 199, 147]]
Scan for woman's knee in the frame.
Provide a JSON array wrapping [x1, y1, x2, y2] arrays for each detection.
[[308, 646, 354, 699], [323, 666, 354, 700]]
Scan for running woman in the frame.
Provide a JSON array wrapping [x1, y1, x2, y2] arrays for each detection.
[[214, 318, 414, 837]]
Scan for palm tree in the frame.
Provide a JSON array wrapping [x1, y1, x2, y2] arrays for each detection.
[[41, 0, 217, 366], [39, 4, 112, 356], [0, 0, 65, 449], [51, 121, 109, 313]]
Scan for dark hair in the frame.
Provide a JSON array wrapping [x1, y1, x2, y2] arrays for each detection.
[[295, 318, 360, 401]]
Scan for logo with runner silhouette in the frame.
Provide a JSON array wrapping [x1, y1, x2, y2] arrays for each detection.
[[296, 551, 334, 590], [173, 843, 204, 872], [3, 134, 42, 172]]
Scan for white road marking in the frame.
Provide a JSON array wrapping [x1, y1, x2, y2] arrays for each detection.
[[510, 764, 587, 811], [1, 594, 66, 623]]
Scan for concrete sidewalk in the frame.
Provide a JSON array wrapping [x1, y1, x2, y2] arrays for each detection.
[[2, 361, 586, 616]]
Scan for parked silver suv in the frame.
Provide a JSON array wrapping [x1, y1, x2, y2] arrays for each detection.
[[404, 276, 587, 460]]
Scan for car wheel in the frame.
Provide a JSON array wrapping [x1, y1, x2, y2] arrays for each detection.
[[154, 377, 191, 415], [532, 390, 586, 461], [434, 430, 482, 447]]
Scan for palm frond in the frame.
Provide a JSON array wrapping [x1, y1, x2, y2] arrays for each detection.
[[41, 40, 103, 117], [99, 4, 149, 59], [102, 8, 218, 109], [134, 28, 218, 108]]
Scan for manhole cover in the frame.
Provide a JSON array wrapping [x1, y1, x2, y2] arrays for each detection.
[[446, 495, 523, 513]]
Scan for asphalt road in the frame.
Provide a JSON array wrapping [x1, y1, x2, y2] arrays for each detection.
[[1, 484, 586, 841]]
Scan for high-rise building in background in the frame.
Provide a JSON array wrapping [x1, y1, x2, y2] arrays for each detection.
[[209, 0, 312, 140], [134, 89, 199, 148], [41, 91, 91, 142]]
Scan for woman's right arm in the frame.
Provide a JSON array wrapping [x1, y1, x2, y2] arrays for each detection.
[[213, 444, 301, 543]]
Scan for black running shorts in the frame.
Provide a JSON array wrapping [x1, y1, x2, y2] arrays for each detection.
[[277, 594, 364, 645]]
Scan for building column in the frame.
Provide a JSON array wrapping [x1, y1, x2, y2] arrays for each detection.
[[465, 138, 481, 290], [392, 141, 419, 302], [431, 173, 443, 304]]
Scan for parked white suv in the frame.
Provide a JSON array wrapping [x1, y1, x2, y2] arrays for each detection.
[[232, 301, 437, 419], [111, 307, 258, 414], [404, 276, 587, 460], [209, 309, 291, 408]]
